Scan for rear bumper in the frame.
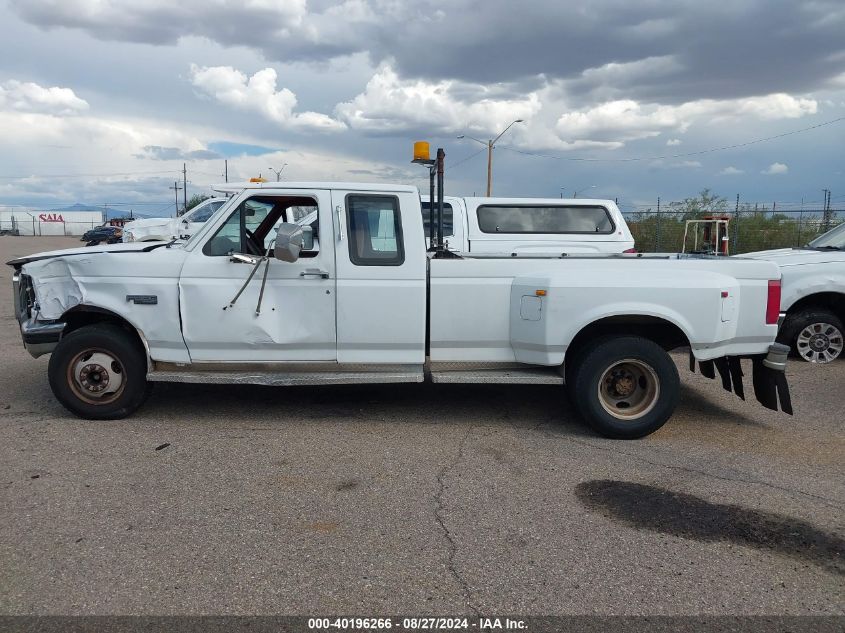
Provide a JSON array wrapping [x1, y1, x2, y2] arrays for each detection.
[[689, 343, 792, 415]]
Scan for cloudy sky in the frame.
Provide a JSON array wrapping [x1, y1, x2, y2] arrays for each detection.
[[0, 0, 843, 214]]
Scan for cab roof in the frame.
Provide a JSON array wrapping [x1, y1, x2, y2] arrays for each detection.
[[212, 181, 419, 195]]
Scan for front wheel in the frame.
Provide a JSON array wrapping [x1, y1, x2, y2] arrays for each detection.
[[778, 308, 843, 363], [567, 336, 680, 439], [48, 324, 151, 419]]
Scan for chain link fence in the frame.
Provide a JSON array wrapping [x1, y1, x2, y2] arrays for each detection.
[[622, 200, 841, 254]]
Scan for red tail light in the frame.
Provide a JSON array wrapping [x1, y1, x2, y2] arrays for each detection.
[[766, 279, 781, 325], [623, 248, 637, 253]]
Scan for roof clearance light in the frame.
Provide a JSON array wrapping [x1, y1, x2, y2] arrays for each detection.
[[249, 177, 267, 183]]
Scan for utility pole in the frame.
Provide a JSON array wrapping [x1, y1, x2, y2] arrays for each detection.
[[822, 189, 832, 231], [655, 196, 661, 251], [733, 194, 740, 253], [182, 163, 187, 215], [224, 160, 228, 183], [457, 119, 524, 197], [169, 181, 182, 218]]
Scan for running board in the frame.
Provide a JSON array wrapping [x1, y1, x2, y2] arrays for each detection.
[[430, 366, 563, 385], [148, 367, 425, 386]]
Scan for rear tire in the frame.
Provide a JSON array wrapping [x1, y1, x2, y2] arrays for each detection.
[[48, 324, 151, 419], [777, 308, 843, 363], [568, 335, 680, 439]]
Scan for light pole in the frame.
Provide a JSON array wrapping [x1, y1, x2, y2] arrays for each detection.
[[457, 119, 524, 196], [269, 163, 288, 181], [561, 184, 597, 198]]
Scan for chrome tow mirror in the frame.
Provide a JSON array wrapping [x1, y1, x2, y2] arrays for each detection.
[[273, 223, 313, 262]]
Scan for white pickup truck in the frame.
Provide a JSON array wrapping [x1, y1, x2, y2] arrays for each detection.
[[420, 196, 636, 254], [744, 222, 845, 363], [122, 197, 226, 243], [9, 180, 792, 438]]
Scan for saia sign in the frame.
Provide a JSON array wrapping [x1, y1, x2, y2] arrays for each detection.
[[38, 213, 64, 223]]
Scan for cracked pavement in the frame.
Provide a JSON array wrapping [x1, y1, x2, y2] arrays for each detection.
[[0, 237, 843, 615]]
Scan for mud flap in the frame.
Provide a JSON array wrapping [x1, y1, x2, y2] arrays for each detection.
[[688, 349, 790, 413], [752, 357, 793, 415]]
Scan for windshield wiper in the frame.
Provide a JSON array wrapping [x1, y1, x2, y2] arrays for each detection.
[[811, 245, 842, 251]]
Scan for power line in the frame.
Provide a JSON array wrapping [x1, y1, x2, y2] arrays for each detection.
[[449, 147, 487, 170], [0, 169, 180, 180], [498, 116, 845, 163]]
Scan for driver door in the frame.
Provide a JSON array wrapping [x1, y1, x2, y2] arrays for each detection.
[[178, 189, 337, 362]]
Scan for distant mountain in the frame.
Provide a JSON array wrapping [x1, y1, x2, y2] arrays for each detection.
[[46, 203, 160, 220]]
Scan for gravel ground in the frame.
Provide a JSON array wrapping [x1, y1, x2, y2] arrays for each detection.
[[0, 236, 842, 616]]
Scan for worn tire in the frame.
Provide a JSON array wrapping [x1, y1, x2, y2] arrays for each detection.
[[567, 335, 680, 439], [777, 308, 843, 363], [48, 324, 151, 420]]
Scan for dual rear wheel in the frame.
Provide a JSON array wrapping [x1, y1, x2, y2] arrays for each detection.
[[566, 336, 680, 439]]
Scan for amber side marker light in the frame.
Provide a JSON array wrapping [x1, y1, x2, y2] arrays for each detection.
[[535, 290, 547, 297]]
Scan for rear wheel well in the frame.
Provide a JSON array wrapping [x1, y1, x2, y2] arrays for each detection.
[[786, 293, 845, 322], [566, 316, 689, 369]]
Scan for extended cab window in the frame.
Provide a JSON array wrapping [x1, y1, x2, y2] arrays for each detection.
[[476, 205, 614, 234], [346, 195, 404, 266], [420, 201, 454, 238]]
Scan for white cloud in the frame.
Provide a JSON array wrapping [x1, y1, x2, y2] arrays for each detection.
[[762, 162, 788, 175], [189, 64, 345, 132], [554, 93, 817, 145], [666, 138, 682, 146], [719, 166, 744, 175], [0, 80, 88, 116], [335, 65, 542, 135]]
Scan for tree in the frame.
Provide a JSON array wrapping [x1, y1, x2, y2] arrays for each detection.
[[668, 188, 728, 220], [186, 194, 210, 211]]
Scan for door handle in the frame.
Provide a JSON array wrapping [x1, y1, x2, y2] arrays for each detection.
[[335, 205, 344, 242], [300, 269, 330, 279]]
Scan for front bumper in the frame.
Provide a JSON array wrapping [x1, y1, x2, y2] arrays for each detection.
[[12, 270, 65, 358], [20, 319, 66, 358], [689, 343, 793, 415]]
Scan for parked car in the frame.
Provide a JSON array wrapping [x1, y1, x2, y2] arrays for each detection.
[[421, 196, 636, 254], [743, 223, 845, 363], [123, 197, 226, 243], [81, 225, 122, 245], [10, 180, 791, 439]]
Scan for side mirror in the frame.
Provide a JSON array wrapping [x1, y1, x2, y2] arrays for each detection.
[[274, 222, 305, 262]]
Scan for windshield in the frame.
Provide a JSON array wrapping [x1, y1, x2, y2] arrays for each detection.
[[807, 223, 845, 249], [185, 199, 224, 223]]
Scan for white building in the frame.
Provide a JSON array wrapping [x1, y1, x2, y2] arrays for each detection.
[[0, 208, 104, 236]]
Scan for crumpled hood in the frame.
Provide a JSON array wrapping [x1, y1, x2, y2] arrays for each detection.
[[7, 241, 167, 267], [741, 247, 845, 267]]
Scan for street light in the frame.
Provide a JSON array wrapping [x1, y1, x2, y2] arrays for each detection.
[[561, 184, 597, 198], [269, 163, 288, 181], [457, 119, 524, 196]]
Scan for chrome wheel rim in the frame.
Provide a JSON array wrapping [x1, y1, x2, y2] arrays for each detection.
[[598, 359, 660, 421], [796, 322, 843, 363], [67, 349, 126, 405]]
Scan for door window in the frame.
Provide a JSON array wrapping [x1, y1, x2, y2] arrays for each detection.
[[202, 196, 318, 257]]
